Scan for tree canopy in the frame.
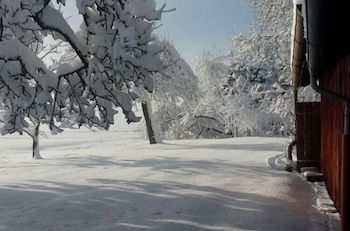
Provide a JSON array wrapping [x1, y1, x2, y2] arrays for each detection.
[[0, 0, 164, 135]]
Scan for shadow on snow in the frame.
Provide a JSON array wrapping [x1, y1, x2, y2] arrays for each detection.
[[0, 157, 336, 231]]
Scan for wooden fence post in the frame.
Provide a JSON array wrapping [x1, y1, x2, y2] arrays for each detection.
[[142, 102, 157, 144]]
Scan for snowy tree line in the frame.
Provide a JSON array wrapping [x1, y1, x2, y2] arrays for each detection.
[[0, 0, 301, 158], [147, 0, 297, 139]]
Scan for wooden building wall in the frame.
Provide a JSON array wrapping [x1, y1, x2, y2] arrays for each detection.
[[296, 102, 320, 163], [320, 56, 350, 210]]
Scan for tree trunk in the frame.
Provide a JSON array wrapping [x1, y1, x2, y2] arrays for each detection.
[[196, 128, 204, 139], [287, 139, 296, 161], [0, 18, 3, 40], [32, 122, 43, 159], [142, 102, 157, 144]]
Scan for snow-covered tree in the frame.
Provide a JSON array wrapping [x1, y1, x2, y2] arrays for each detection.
[[147, 40, 200, 140], [194, 50, 262, 138], [194, 50, 232, 138], [0, 0, 164, 157], [189, 0, 294, 137], [223, 0, 294, 136]]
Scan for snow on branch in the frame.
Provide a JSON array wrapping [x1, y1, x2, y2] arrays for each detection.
[[36, 4, 88, 68], [0, 0, 165, 135], [0, 39, 58, 88]]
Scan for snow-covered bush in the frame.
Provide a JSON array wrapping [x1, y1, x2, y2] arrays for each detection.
[[194, 50, 263, 138]]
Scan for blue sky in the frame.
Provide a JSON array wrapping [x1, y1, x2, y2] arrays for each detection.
[[155, 0, 255, 67], [61, 0, 254, 68]]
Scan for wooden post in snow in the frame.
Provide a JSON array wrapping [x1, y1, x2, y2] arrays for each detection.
[[141, 102, 157, 144]]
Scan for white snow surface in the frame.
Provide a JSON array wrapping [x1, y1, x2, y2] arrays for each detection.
[[0, 117, 338, 231]]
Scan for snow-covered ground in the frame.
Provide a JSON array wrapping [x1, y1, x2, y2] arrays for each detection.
[[0, 118, 338, 230]]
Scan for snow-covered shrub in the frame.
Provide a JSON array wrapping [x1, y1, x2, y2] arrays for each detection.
[[194, 50, 264, 138]]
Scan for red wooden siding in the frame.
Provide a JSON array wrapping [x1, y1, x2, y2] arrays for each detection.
[[320, 55, 350, 210], [296, 102, 321, 163]]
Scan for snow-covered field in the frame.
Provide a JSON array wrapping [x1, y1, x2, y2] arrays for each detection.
[[0, 119, 338, 231]]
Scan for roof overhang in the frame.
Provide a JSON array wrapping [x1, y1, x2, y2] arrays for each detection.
[[306, 0, 350, 79]]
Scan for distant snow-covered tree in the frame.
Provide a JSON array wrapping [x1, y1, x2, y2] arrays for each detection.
[[0, 0, 164, 157], [194, 50, 231, 138], [223, 0, 294, 136], [194, 50, 262, 138], [189, 0, 294, 137], [141, 40, 200, 140]]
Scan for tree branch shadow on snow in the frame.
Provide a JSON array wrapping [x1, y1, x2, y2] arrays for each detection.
[[0, 178, 334, 231], [46, 155, 284, 178], [157, 142, 285, 152]]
